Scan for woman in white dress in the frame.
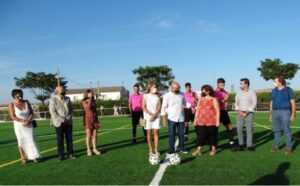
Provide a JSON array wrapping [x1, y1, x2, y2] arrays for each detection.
[[142, 82, 162, 155], [8, 89, 41, 164]]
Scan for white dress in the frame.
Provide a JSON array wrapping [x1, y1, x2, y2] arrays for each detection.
[[144, 94, 161, 130], [13, 102, 41, 160]]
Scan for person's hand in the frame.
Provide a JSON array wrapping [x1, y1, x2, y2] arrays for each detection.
[[290, 114, 295, 122], [191, 107, 196, 114], [150, 114, 156, 122], [162, 117, 167, 127], [269, 116, 272, 123], [216, 120, 221, 127], [22, 120, 29, 126]]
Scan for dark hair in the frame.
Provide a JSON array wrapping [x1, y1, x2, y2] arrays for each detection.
[[240, 78, 250, 87], [82, 89, 94, 101], [274, 75, 286, 86], [185, 82, 191, 87], [217, 78, 225, 84], [133, 84, 140, 89], [11, 89, 23, 98], [201, 85, 215, 97]]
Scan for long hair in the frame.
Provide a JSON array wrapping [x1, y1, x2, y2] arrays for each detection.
[[144, 82, 159, 94], [82, 89, 94, 101]]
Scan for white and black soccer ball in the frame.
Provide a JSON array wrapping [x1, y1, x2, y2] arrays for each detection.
[[149, 154, 161, 165], [169, 153, 181, 165]]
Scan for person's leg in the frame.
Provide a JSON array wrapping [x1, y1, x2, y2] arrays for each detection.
[[147, 129, 153, 154], [282, 110, 292, 151], [272, 110, 281, 150], [245, 113, 254, 149], [140, 111, 147, 139], [65, 124, 74, 156], [193, 126, 203, 156], [208, 126, 218, 155], [184, 109, 190, 140], [86, 129, 92, 155], [178, 122, 186, 151], [55, 125, 64, 159], [168, 120, 176, 154], [131, 112, 138, 143], [236, 114, 244, 147], [154, 129, 160, 154], [92, 129, 101, 155], [18, 146, 27, 163]]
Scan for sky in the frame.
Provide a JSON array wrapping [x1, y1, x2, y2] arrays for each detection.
[[0, 0, 300, 104]]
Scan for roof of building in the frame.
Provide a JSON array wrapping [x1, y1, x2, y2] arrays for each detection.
[[66, 86, 126, 95]]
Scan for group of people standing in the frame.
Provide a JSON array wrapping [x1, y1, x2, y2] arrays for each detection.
[[128, 76, 297, 158], [8, 75, 296, 164]]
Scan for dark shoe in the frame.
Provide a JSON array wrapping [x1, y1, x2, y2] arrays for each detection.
[[185, 136, 189, 141], [58, 157, 64, 162], [231, 145, 241, 152], [247, 147, 255, 152], [132, 139, 137, 144]]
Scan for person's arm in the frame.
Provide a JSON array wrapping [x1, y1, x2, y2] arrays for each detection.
[[248, 91, 257, 113], [155, 96, 162, 117], [213, 98, 220, 127], [128, 97, 132, 113], [49, 98, 64, 121], [142, 95, 151, 115], [161, 94, 169, 127], [194, 100, 200, 126], [26, 100, 33, 122], [8, 103, 27, 125], [290, 99, 296, 122], [269, 101, 273, 123]]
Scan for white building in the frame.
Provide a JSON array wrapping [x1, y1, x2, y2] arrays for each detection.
[[66, 86, 129, 101]]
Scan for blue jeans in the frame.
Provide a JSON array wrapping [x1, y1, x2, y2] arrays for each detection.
[[168, 120, 185, 153], [272, 110, 292, 149]]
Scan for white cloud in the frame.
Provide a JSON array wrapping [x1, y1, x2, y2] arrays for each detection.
[[196, 19, 223, 34], [154, 20, 175, 28]]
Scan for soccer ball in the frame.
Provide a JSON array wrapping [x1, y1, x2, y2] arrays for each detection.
[[169, 153, 181, 165], [149, 154, 161, 165]]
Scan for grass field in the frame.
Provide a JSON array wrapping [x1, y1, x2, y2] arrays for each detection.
[[0, 113, 300, 185]]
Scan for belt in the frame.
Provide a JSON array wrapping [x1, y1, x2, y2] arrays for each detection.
[[273, 108, 290, 111]]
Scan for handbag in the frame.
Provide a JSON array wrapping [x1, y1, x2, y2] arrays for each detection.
[[32, 120, 37, 128]]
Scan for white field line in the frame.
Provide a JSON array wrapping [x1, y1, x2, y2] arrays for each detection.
[[149, 139, 179, 186], [36, 127, 132, 138]]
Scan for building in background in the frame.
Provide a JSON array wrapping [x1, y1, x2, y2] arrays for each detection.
[[66, 86, 129, 101]]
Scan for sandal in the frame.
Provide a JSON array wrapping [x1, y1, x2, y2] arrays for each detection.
[[192, 150, 202, 157], [93, 149, 101, 156], [87, 150, 92, 156], [21, 159, 27, 165]]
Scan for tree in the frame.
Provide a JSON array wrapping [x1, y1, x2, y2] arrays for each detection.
[[14, 71, 68, 105], [132, 65, 175, 91], [257, 58, 299, 81]]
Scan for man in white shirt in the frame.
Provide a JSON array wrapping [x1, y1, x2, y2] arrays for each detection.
[[235, 78, 257, 151], [161, 81, 188, 154]]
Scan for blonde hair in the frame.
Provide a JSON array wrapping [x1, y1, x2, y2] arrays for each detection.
[[144, 82, 158, 94]]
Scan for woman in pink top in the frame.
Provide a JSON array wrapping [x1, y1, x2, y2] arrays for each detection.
[[193, 85, 220, 156], [82, 90, 101, 156]]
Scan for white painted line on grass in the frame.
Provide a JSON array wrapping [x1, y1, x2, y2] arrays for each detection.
[[149, 139, 179, 186]]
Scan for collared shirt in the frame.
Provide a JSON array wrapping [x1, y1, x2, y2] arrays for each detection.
[[129, 93, 143, 112], [235, 89, 257, 112], [183, 91, 198, 108], [271, 86, 295, 110], [161, 91, 186, 122], [214, 88, 228, 111]]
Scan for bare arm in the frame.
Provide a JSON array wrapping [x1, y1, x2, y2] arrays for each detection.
[[290, 99, 296, 122], [213, 98, 220, 126], [269, 101, 273, 122], [8, 103, 26, 124], [26, 101, 33, 121]]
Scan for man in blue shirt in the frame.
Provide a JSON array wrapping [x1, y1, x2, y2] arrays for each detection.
[[270, 76, 296, 155]]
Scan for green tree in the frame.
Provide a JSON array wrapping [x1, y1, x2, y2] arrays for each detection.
[[14, 71, 68, 105], [257, 58, 299, 81], [132, 65, 175, 91]]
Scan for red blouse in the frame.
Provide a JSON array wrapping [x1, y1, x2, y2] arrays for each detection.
[[195, 98, 217, 126]]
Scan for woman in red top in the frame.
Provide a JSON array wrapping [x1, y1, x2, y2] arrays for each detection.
[[193, 85, 220, 156], [82, 90, 101, 156]]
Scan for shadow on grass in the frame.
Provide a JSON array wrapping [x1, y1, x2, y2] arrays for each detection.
[[250, 162, 290, 185]]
